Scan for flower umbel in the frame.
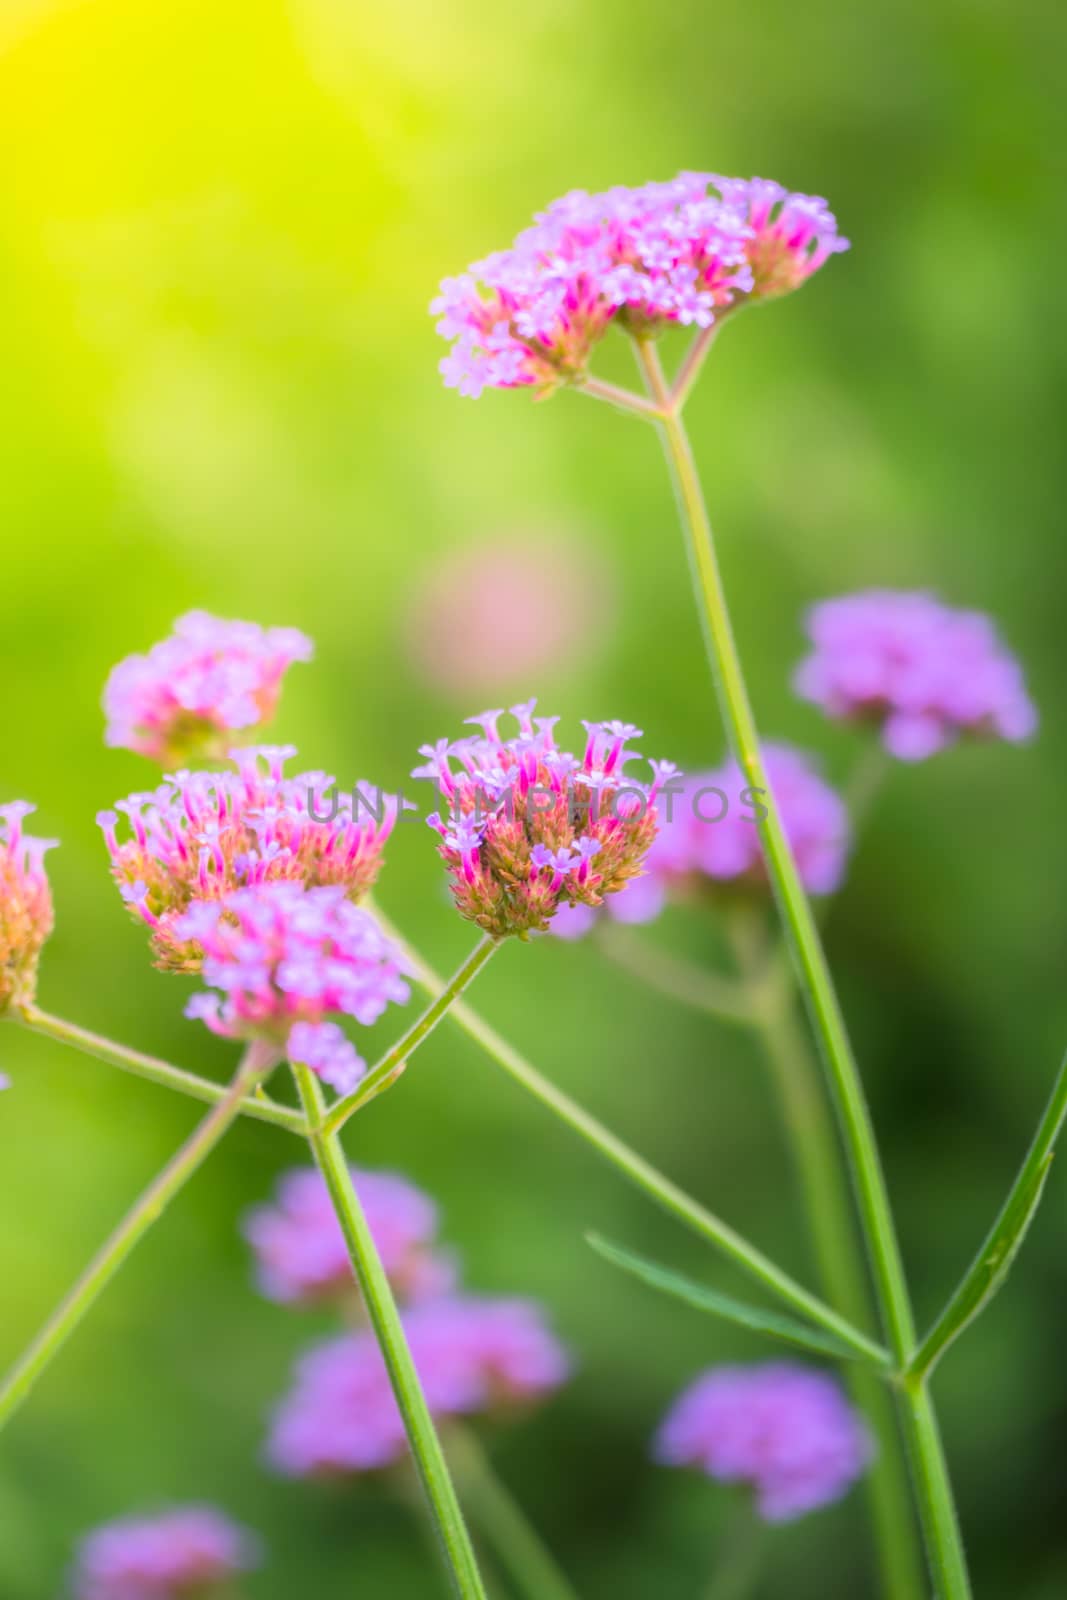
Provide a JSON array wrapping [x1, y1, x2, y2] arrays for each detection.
[[794, 590, 1038, 761], [654, 1362, 873, 1523], [0, 802, 57, 1013], [415, 703, 675, 938], [178, 882, 410, 1095], [73, 1505, 261, 1600], [99, 746, 400, 973], [103, 610, 313, 768], [243, 1166, 455, 1308], [268, 1297, 570, 1476], [432, 173, 847, 397]]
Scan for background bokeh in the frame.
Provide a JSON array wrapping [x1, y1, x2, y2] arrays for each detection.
[[2, 0, 1066, 1594]]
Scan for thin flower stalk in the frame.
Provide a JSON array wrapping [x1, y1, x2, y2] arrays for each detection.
[[323, 936, 499, 1135], [0, 1041, 276, 1431], [447, 1423, 580, 1600], [369, 905, 888, 1368], [616, 331, 968, 1597], [15, 1005, 306, 1135], [292, 1062, 488, 1600]]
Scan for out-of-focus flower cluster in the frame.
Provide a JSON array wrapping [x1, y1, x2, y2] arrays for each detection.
[[72, 1505, 261, 1600], [655, 1362, 872, 1523], [99, 745, 399, 973], [269, 1297, 570, 1477], [405, 529, 609, 697], [244, 1166, 455, 1308], [416, 703, 677, 938], [103, 610, 312, 768], [177, 884, 410, 1095], [433, 174, 848, 397], [552, 744, 849, 939], [794, 591, 1037, 761], [246, 1164, 569, 1478], [0, 801, 57, 1013]]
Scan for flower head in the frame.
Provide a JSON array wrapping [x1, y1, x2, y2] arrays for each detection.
[[99, 747, 400, 972], [415, 704, 674, 938], [268, 1297, 570, 1476], [433, 174, 847, 397], [178, 882, 410, 1095], [654, 1362, 873, 1523], [551, 744, 848, 937], [72, 1505, 261, 1600], [243, 1166, 455, 1308], [1, 802, 57, 1013], [794, 590, 1037, 761], [104, 610, 313, 767]]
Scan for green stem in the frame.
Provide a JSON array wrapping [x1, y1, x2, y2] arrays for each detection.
[[293, 1063, 488, 1600], [910, 1048, 1067, 1380], [0, 1041, 274, 1432], [594, 923, 756, 1026], [16, 1006, 305, 1136], [703, 1501, 764, 1600], [448, 1424, 580, 1600], [324, 937, 499, 1135], [369, 908, 886, 1368], [576, 375, 665, 420], [729, 921, 924, 1600], [625, 333, 969, 1597]]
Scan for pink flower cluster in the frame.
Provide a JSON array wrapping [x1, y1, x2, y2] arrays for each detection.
[[655, 1362, 872, 1523], [433, 174, 848, 397], [552, 744, 849, 938], [415, 702, 676, 938], [243, 1166, 455, 1307], [794, 590, 1038, 761], [103, 610, 313, 768], [99, 746, 399, 973], [0, 801, 57, 1012], [73, 1505, 260, 1600], [178, 883, 410, 1095], [268, 1297, 570, 1476]]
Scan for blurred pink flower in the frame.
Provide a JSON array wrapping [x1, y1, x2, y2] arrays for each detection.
[[406, 533, 607, 695], [73, 1505, 260, 1600], [103, 610, 312, 768], [243, 1165, 455, 1308], [268, 1297, 570, 1477], [655, 1362, 872, 1523]]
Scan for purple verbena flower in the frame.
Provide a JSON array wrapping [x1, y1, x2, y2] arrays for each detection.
[[268, 1297, 570, 1476], [72, 1505, 261, 1600], [103, 611, 313, 768], [654, 1362, 873, 1523], [433, 174, 847, 397], [177, 882, 409, 1094], [243, 1166, 455, 1308], [99, 747, 401, 973], [1, 801, 58, 1012], [550, 744, 849, 937], [794, 591, 1037, 761], [415, 703, 675, 938]]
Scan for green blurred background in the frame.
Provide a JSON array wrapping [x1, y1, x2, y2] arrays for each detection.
[[2, 0, 1066, 1594]]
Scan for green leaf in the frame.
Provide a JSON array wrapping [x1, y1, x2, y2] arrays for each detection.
[[587, 1234, 887, 1366], [911, 1151, 1056, 1378]]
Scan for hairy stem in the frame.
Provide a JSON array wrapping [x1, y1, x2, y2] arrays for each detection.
[[16, 1006, 305, 1135], [293, 1064, 487, 1600], [0, 1041, 275, 1431]]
